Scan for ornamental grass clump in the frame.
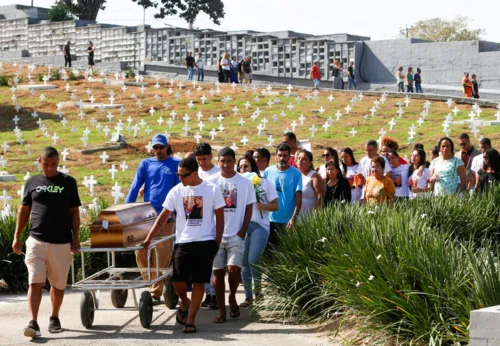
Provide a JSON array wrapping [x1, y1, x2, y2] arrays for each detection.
[[259, 190, 500, 345]]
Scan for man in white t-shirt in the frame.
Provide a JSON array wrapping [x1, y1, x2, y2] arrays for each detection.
[[355, 140, 392, 198], [470, 137, 492, 191], [143, 157, 225, 334], [207, 147, 256, 323], [194, 142, 220, 309]]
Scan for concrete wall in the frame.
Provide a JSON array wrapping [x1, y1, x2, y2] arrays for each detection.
[[361, 39, 500, 89]]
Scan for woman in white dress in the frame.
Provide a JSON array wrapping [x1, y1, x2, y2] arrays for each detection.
[[295, 149, 325, 217], [339, 147, 361, 203], [408, 148, 431, 199]]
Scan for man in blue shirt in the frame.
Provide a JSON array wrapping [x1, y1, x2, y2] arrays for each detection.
[[263, 143, 302, 247], [126, 134, 180, 304]]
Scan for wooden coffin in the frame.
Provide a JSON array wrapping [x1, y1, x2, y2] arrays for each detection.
[[90, 203, 157, 248]]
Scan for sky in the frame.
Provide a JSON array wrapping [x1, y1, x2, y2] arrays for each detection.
[[21, 0, 500, 42]]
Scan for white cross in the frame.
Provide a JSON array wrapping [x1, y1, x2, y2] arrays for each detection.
[[417, 118, 425, 126], [2, 141, 10, 152], [350, 128, 358, 137], [322, 121, 331, 132], [239, 136, 249, 146], [166, 118, 174, 128], [388, 118, 397, 131], [495, 110, 500, 122], [210, 128, 217, 140], [232, 106, 239, 115], [194, 132, 202, 144], [378, 128, 387, 137], [145, 141, 152, 153], [196, 112, 204, 121], [52, 133, 59, 145], [89, 95, 95, 104], [217, 123, 225, 132], [100, 151, 110, 164], [266, 85, 272, 93], [198, 121, 205, 131], [13, 115, 20, 125], [309, 125, 317, 138], [109, 165, 118, 180], [200, 94, 207, 104], [469, 111, 476, 122], [287, 84, 293, 93], [17, 185, 24, 198], [238, 118, 246, 127], [106, 112, 114, 122], [289, 120, 297, 132], [42, 75, 49, 85], [261, 117, 269, 128], [452, 107, 460, 116], [65, 84, 71, 92], [157, 116, 164, 126], [111, 182, 125, 204], [345, 105, 352, 114], [318, 106, 325, 114], [0, 156, 7, 168], [58, 165, 69, 174], [245, 101, 252, 110], [187, 101, 194, 109], [397, 107, 404, 118], [32, 111, 39, 119], [287, 103, 295, 112], [267, 135, 275, 146], [267, 99, 274, 109], [476, 107, 483, 117], [24, 172, 30, 181], [217, 114, 224, 122], [39, 94, 45, 102], [144, 126, 152, 135], [446, 99, 454, 108], [121, 85, 127, 93], [183, 114, 191, 123], [335, 111, 343, 121], [408, 127, 417, 138], [404, 96, 411, 107], [370, 107, 377, 117], [0, 190, 12, 208]]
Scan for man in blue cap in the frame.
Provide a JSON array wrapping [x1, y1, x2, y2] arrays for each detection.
[[126, 134, 180, 304]]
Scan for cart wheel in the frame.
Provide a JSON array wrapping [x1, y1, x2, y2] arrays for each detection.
[[80, 291, 95, 329], [163, 276, 179, 309], [139, 291, 153, 328], [111, 288, 128, 308]]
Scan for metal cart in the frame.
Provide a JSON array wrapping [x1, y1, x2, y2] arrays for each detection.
[[71, 235, 178, 329]]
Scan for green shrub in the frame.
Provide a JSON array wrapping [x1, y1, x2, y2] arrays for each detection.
[[0, 75, 9, 87], [37, 73, 44, 83], [68, 70, 78, 81], [125, 65, 135, 79], [0, 214, 29, 292], [259, 190, 500, 345], [51, 69, 61, 81]]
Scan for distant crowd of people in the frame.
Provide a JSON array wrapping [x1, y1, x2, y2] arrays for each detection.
[[462, 72, 480, 99], [184, 51, 253, 84], [309, 59, 357, 90]]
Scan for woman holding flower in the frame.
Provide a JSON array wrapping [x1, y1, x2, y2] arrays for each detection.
[[237, 156, 278, 307]]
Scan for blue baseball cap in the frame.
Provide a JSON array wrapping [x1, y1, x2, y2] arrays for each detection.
[[151, 134, 168, 146]]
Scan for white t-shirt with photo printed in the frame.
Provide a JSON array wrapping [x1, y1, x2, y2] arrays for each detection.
[[163, 180, 225, 244], [208, 172, 257, 238], [198, 164, 221, 180]]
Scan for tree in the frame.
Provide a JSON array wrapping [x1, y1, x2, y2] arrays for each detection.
[[48, 2, 76, 21], [132, 0, 225, 29], [57, 0, 107, 21], [401, 17, 484, 42]]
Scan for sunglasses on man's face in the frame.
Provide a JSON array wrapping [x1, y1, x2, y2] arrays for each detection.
[[176, 171, 193, 178], [153, 145, 166, 150]]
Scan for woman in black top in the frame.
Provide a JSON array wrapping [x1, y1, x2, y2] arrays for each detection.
[[324, 160, 351, 205], [475, 148, 500, 193], [87, 41, 95, 71], [471, 74, 480, 99]]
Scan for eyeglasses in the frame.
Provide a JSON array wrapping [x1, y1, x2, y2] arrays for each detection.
[[153, 145, 166, 150], [176, 171, 194, 178], [239, 164, 250, 169], [322, 154, 331, 158]]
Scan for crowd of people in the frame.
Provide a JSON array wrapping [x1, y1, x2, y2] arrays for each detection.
[[462, 72, 480, 99], [309, 60, 357, 90], [12, 129, 500, 337], [184, 51, 253, 84]]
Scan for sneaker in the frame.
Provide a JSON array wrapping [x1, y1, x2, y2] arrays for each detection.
[[152, 296, 161, 306], [48, 316, 62, 334], [24, 320, 41, 338], [209, 295, 218, 310], [200, 294, 211, 308]]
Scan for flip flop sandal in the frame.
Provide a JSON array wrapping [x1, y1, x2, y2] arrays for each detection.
[[212, 315, 227, 323], [239, 299, 253, 308], [182, 324, 197, 334], [175, 306, 189, 325], [230, 306, 241, 319]]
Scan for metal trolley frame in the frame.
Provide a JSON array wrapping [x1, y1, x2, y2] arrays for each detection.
[[71, 235, 178, 329]]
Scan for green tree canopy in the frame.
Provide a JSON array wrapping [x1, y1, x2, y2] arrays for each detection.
[[48, 2, 76, 22], [132, 0, 225, 28], [57, 0, 107, 21], [402, 17, 485, 42]]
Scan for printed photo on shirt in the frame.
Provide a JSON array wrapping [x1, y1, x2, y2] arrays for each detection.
[[221, 184, 237, 210], [183, 196, 203, 225], [392, 172, 402, 187]]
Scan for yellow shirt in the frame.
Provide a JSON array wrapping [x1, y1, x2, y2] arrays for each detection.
[[365, 176, 396, 204]]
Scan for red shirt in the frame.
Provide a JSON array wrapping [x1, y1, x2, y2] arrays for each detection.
[[399, 157, 408, 165], [311, 65, 321, 80], [288, 156, 297, 168]]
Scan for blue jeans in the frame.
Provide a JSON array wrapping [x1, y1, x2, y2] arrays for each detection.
[[313, 78, 320, 88], [197, 68, 204, 81], [348, 76, 357, 90], [187, 66, 193, 81], [242, 221, 269, 300], [415, 83, 423, 93]]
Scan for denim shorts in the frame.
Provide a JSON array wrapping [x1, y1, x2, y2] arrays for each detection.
[[212, 234, 245, 270]]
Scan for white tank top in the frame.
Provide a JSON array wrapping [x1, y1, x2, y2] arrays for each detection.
[[301, 170, 317, 218]]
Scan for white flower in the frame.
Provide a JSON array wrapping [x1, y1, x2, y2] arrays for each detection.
[[368, 275, 375, 281], [341, 199, 346, 204], [318, 237, 327, 243], [368, 210, 375, 215], [421, 213, 427, 218], [356, 282, 361, 287], [376, 255, 382, 260]]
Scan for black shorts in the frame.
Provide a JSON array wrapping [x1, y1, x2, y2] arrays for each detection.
[[172, 240, 219, 283], [88, 56, 95, 66]]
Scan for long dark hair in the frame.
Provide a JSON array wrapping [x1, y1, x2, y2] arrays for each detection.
[[483, 149, 500, 176], [408, 148, 426, 177], [237, 155, 261, 178], [325, 159, 344, 183], [437, 137, 455, 154], [339, 147, 357, 173], [296, 149, 314, 171]]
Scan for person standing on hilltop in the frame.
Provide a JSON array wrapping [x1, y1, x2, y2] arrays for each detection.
[[64, 41, 71, 68], [310, 61, 321, 89], [87, 41, 95, 74]]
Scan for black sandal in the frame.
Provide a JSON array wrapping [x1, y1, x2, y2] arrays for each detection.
[[229, 306, 240, 319], [175, 306, 189, 325], [212, 315, 227, 323], [183, 324, 197, 333]]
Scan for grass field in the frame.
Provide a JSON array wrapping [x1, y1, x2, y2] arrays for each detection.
[[0, 62, 499, 207]]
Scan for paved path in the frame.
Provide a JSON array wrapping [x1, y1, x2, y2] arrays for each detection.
[[0, 287, 336, 345]]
